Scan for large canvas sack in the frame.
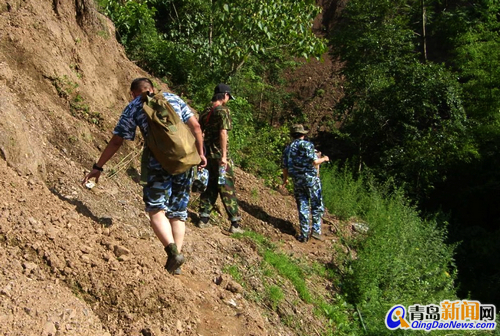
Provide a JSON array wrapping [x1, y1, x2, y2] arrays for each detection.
[[141, 92, 200, 175]]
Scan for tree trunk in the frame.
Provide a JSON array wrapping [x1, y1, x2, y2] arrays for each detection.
[[422, 0, 427, 61]]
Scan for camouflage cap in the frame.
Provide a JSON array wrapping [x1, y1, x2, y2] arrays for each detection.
[[290, 124, 309, 135]]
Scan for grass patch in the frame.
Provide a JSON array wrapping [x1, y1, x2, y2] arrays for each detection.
[[265, 284, 284, 310], [262, 250, 312, 303], [319, 165, 491, 335], [232, 230, 360, 335], [223, 264, 243, 284]]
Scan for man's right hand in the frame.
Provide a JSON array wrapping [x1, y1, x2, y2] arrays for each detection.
[[198, 154, 207, 169], [323, 155, 330, 163], [82, 169, 101, 185], [220, 156, 228, 170]]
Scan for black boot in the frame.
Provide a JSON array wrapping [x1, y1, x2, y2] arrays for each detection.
[[164, 243, 185, 274]]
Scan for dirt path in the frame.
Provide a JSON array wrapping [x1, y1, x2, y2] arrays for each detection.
[[0, 154, 340, 335]]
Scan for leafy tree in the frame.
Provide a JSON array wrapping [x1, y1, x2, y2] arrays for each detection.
[[330, 0, 477, 199], [424, 0, 500, 306], [156, 0, 326, 76], [98, 0, 326, 95], [332, 0, 500, 307]]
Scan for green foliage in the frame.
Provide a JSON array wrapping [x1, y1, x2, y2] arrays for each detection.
[[265, 284, 284, 310], [263, 250, 312, 303], [331, 0, 477, 199], [98, 0, 325, 91], [223, 264, 243, 284], [235, 230, 362, 334], [320, 163, 367, 220], [331, 0, 500, 309], [157, 0, 326, 77], [321, 165, 462, 335], [227, 97, 289, 185]]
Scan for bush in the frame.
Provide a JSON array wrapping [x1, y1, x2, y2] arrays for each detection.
[[321, 165, 458, 335], [228, 97, 289, 185], [321, 163, 368, 220]]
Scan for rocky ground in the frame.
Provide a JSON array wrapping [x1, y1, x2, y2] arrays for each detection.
[[0, 0, 345, 335]]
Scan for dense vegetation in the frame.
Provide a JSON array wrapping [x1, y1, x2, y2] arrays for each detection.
[[330, 0, 500, 309], [96, 0, 499, 332]]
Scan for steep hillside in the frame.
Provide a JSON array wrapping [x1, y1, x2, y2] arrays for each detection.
[[0, 0, 342, 335], [280, 0, 349, 137]]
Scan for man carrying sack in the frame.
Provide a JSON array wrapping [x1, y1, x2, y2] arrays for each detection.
[[83, 78, 206, 275]]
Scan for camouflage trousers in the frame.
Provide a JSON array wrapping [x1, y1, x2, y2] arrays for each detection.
[[143, 168, 193, 220], [199, 158, 241, 222], [293, 176, 325, 237]]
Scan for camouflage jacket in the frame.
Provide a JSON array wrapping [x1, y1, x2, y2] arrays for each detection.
[[282, 139, 319, 186], [199, 104, 232, 159]]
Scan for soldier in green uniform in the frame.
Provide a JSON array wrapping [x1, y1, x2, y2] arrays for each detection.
[[197, 84, 243, 233]]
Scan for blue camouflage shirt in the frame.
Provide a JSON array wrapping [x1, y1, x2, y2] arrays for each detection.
[[113, 92, 193, 169], [282, 139, 318, 184]]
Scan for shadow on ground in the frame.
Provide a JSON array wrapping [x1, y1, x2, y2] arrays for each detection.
[[239, 200, 296, 236], [50, 188, 113, 227]]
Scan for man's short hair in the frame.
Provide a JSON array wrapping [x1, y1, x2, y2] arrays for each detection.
[[211, 92, 226, 102], [130, 78, 153, 92]]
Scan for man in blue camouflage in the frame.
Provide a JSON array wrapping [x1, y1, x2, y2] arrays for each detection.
[[282, 124, 329, 242], [83, 78, 206, 274]]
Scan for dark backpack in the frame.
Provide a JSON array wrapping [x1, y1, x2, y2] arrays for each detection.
[[141, 91, 200, 175]]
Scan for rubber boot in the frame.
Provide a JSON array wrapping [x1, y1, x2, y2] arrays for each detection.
[[164, 243, 185, 274]]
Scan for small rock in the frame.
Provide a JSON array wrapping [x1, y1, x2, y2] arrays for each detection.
[[140, 328, 152, 336], [150, 327, 162, 336], [81, 245, 93, 254], [80, 255, 91, 264], [226, 299, 237, 308], [118, 255, 131, 262], [43, 321, 57, 336], [46, 228, 58, 240], [113, 245, 130, 258], [176, 320, 183, 332], [352, 222, 369, 234], [0, 284, 12, 297], [226, 280, 244, 294], [215, 275, 243, 293], [23, 262, 38, 272]]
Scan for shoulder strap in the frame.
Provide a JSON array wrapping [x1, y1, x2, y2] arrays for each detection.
[[205, 107, 214, 125], [141, 91, 181, 127]]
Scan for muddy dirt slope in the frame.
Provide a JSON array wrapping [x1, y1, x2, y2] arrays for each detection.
[[0, 0, 341, 335]]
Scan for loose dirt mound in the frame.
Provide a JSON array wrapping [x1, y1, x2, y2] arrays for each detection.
[[0, 0, 343, 335]]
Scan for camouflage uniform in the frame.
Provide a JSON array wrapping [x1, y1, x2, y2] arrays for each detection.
[[113, 92, 194, 220], [282, 139, 325, 237], [198, 105, 241, 222]]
